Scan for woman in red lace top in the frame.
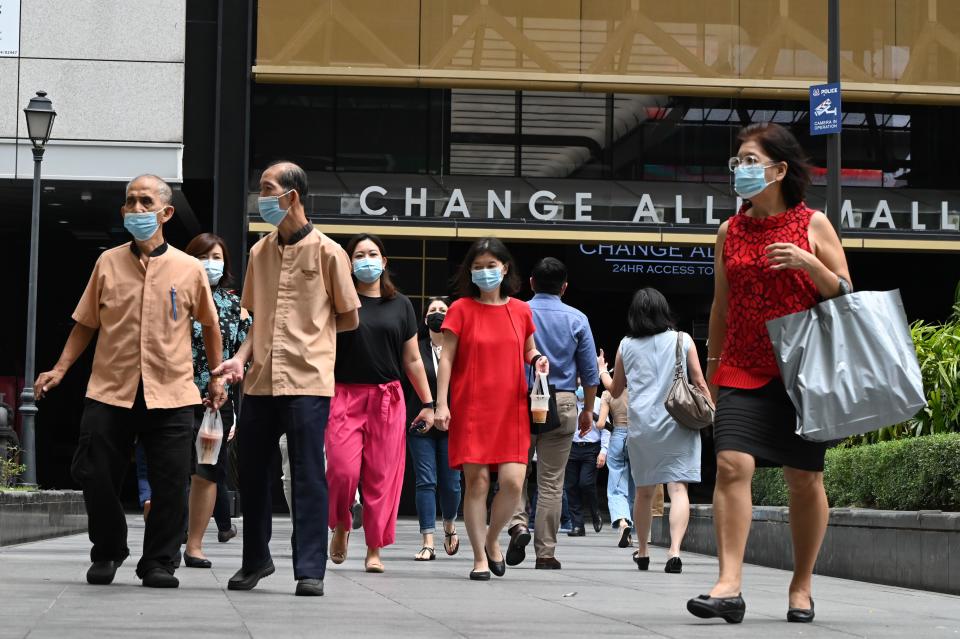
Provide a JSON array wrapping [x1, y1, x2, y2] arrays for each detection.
[[687, 123, 851, 625]]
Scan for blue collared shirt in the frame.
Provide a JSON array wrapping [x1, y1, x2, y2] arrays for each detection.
[[528, 293, 600, 392]]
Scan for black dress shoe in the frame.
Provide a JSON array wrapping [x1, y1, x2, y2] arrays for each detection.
[[567, 526, 586, 537], [227, 560, 276, 591], [295, 578, 324, 596], [787, 597, 815, 623], [184, 553, 212, 569], [86, 560, 123, 585], [351, 501, 364, 530], [141, 568, 179, 588], [687, 594, 746, 624], [535, 557, 562, 569], [617, 524, 632, 548], [505, 525, 531, 566], [469, 570, 491, 581], [218, 524, 238, 543], [592, 511, 603, 533], [664, 556, 682, 573], [485, 547, 506, 577], [633, 552, 650, 571]]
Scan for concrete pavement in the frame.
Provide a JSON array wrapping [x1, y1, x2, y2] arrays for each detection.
[[1, 516, 958, 638]]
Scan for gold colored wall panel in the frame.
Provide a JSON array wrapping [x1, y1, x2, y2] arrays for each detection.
[[255, 0, 960, 104]]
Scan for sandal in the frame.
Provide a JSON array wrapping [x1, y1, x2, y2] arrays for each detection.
[[330, 529, 350, 564], [443, 528, 460, 556], [414, 546, 436, 561], [365, 560, 385, 573]]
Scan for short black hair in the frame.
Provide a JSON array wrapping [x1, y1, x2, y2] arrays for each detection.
[[265, 160, 309, 199], [626, 287, 676, 337], [530, 257, 567, 295], [454, 237, 521, 299]]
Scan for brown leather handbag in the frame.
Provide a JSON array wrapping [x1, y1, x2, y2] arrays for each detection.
[[663, 332, 715, 430]]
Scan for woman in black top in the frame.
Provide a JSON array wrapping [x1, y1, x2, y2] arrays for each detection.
[[404, 297, 463, 561], [326, 234, 435, 573]]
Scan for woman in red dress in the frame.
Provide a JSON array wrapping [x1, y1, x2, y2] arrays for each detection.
[[434, 238, 550, 581], [687, 123, 851, 624]]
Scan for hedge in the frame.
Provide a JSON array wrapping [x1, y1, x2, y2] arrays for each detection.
[[751, 433, 960, 511]]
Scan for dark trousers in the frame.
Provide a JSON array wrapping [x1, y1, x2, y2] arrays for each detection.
[[564, 441, 601, 529], [238, 394, 330, 580], [71, 387, 194, 577]]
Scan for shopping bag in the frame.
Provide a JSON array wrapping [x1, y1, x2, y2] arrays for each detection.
[[766, 289, 926, 442], [196, 409, 224, 465]]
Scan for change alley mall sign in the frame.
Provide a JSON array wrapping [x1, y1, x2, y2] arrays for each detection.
[[349, 185, 960, 233]]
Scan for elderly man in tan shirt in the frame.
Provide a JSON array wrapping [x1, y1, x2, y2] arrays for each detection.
[[35, 175, 226, 589], [214, 161, 360, 597]]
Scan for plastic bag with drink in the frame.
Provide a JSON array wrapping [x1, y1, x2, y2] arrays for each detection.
[[530, 372, 550, 424], [196, 409, 224, 465]]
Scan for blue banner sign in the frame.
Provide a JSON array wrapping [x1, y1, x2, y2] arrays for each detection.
[[810, 82, 842, 136]]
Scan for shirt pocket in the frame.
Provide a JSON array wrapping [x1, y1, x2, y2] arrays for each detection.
[[301, 268, 319, 281]]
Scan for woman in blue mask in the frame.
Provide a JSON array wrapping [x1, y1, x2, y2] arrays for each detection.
[[326, 233, 435, 574], [134, 233, 251, 568], [434, 237, 550, 581]]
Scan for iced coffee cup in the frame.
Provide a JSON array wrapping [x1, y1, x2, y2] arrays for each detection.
[[199, 432, 222, 464], [530, 372, 550, 424]]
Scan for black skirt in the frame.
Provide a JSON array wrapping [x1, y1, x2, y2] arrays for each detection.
[[713, 380, 827, 472]]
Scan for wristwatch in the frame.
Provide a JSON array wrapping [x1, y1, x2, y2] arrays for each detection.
[[422, 400, 436, 409]]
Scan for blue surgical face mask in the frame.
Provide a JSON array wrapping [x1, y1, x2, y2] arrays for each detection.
[[733, 164, 774, 199], [353, 257, 384, 283], [471, 267, 504, 292], [257, 189, 293, 226], [201, 259, 224, 286], [123, 209, 162, 241]]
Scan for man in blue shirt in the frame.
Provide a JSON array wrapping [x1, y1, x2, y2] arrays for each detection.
[[506, 258, 599, 569]]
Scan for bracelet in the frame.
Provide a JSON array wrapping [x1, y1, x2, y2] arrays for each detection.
[[707, 356, 722, 362]]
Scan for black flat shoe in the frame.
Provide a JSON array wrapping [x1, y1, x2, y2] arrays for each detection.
[[687, 594, 746, 624], [617, 525, 632, 548], [485, 546, 506, 577], [505, 526, 531, 566], [227, 560, 276, 591], [351, 501, 364, 530], [184, 553, 212, 568], [86, 559, 123, 585], [141, 568, 179, 588], [664, 556, 682, 573], [469, 570, 491, 581], [567, 526, 586, 537], [633, 552, 649, 571], [787, 597, 815, 623]]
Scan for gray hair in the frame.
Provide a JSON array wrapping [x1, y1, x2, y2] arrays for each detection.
[[126, 174, 173, 205]]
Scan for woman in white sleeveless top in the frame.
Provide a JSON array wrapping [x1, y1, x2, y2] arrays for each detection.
[[599, 288, 710, 574]]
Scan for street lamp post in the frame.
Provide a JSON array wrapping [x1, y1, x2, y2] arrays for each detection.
[[19, 91, 56, 487]]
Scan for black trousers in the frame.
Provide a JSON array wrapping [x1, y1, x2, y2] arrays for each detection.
[[564, 441, 601, 528], [238, 394, 330, 580], [71, 386, 194, 577]]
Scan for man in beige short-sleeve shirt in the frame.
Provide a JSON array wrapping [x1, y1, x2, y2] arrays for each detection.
[[35, 175, 226, 589], [214, 161, 359, 597]]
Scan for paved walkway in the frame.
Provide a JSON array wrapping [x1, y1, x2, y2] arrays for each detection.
[[1, 516, 958, 638]]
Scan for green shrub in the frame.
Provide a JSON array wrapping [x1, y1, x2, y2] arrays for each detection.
[[751, 433, 960, 511]]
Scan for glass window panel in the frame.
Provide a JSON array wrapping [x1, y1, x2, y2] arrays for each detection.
[[521, 91, 609, 178], [449, 89, 517, 176]]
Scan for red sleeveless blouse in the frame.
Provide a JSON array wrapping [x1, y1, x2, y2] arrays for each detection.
[[713, 202, 820, 389]]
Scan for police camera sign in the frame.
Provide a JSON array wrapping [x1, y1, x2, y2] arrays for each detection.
[[809, 82, 841, 136]]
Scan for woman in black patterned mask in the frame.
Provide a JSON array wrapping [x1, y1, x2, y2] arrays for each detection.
[[403, 297, 463, 562]]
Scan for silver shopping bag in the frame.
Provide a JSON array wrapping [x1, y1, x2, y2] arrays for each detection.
[[766, 290, 925, 442]]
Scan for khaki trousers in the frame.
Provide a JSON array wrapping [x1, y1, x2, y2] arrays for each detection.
[[509, 391, 577, 559]]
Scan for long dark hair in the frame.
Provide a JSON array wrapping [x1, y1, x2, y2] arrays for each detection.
[[345, 233, 397, 299], [454, 237, 521, 299], [185, 233, 234, 287], [737, 122, 812, 208], [626, 288, 676, 338]]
